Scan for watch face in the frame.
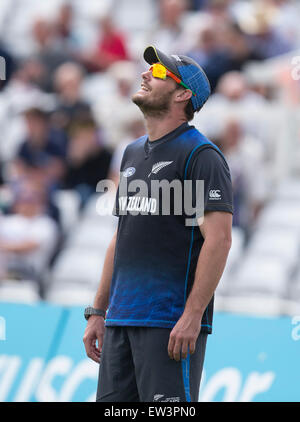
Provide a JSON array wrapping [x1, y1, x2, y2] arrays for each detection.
[[84, 307, 92, 319]]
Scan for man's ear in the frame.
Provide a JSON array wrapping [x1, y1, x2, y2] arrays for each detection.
[[174, 89, 193, 104]]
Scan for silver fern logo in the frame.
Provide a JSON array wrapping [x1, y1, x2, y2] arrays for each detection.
[[148, 161, 173, 177], [153, 394, 164, 401]]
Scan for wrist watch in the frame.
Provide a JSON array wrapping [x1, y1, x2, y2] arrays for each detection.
[[84, 306, 106, 320]]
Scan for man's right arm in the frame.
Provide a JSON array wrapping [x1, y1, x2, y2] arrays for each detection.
[[83, 229, 117, 363]]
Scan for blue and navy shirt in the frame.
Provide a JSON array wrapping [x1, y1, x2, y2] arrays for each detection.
[[105, 123, 233, 334]]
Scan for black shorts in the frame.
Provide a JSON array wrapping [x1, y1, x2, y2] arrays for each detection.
[[96, 326, 207, 402]]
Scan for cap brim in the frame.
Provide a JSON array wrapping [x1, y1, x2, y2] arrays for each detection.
[[143, 45, 180, 78]]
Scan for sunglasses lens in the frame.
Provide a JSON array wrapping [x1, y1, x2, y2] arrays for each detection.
[[151, 63, 167, 79]]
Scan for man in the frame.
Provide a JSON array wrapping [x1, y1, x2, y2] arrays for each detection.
[[51, 62, 92, 132], [14, 107, 67, 188], [0, 179, 58, 287], [83, 46, 233, 402], [62, 115, 112, 205]]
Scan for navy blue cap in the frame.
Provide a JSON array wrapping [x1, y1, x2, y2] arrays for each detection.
[[143, 45, 211, 112]]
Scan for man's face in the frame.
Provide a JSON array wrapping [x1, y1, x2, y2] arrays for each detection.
[[132, 66, 178, 117], [24, 113, 48, 145], [68, 127, 97, 163]]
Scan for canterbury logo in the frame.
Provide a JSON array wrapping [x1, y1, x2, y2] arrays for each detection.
[[209, 189, 221, 199], [148, 161, 173, 177]]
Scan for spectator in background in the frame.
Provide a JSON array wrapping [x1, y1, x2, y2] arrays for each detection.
[[216, 117, 268, 232], [218, 23, 261, 72], [211, 71, 266, 107], [187, 21, 233, 91], [18, 56, 46, 88], [204, 0, 234, 25], [145, 0, 189, 54], [0, 57, 57, 164], [97, 14, 128, 67], [62, 116, 112, 206], [80, 14, 129, 72], [93, 60, 138, 148], [189, 0, 208, 10], [0, 179, 59, 291], [31, 17, 74, 91], [2, 57, 51, 106], [236, 2, 293, 60], [13, 107, 67, 190], [51, 62, 91, 132], [193, 70, 268, 143], [267, 0, 300, 47], [53, 2, 78, 49], [108, 107, 146, 186]]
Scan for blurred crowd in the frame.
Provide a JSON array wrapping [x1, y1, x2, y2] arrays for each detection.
[[0, 0, 299, 297]]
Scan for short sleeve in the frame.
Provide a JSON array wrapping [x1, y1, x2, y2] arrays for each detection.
[[187, 146, 233, 215]]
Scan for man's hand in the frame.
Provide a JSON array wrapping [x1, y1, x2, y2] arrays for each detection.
[[167, 312, 202, 361], [83, 316, 105, 363]]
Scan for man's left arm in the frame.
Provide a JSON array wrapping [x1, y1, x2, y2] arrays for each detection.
[[168, 210, 232, 361]]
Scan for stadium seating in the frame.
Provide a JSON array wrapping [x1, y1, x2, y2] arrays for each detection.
[[245, 228, 299, 269], [289, 267, 300, 300], [215, 294, 300, 317], [52, 190, 81, 234], [82, 73, 116, 106], [0, 280, 40, 304], [229, 255, 290, 297], [45, 284, 97, 306], [275, 177, 300, 202], [65, 220, 115, 250], [215, 226, 245, 295], [255, 202, 300, 233], [82, 193, 117, 220], [50, 247, 106, 288]]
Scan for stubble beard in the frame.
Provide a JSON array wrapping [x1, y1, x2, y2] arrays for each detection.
[[131, 89, 176, 118]]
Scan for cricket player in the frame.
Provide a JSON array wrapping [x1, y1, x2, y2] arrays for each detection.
[[83, 45, 233, 402]]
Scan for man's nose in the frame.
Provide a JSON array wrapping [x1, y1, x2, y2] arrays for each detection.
[[141, 69, 152, 81]]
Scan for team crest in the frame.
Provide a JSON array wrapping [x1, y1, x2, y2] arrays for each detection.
[[123, 167, 136, 177]]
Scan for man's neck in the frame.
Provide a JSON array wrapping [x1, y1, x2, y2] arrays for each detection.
[[144, 114, 188, 141]]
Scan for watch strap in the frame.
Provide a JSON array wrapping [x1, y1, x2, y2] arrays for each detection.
[[85, 306, 106, 320]]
